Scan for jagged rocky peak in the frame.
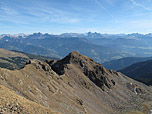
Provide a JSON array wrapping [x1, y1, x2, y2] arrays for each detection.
[[66, 51, 95, 64], [50, 51, 94, 64], [45, 51, 96, 75], [46, 51, 116, 90], [55, 51, 96, 66]]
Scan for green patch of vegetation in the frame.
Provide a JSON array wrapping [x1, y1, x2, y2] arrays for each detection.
[[0, 62, 14, 70], [0, 57, 28, 70]]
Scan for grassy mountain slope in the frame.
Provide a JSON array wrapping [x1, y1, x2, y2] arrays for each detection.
[[0, 48, 59, 70], [0, 84, 61, 114], [0, 50, 152, 114]]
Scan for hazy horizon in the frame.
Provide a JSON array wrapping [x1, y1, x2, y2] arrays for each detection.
[[1, 31, 152, 36]]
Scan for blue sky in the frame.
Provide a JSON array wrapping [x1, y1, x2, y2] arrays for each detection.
[[0, 0, 152, 34]]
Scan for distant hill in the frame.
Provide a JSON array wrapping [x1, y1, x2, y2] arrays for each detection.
[[0, 48, 59, 70], [0, 40, 60, 58], [103, 57, 152, 71], [11, 50, 60, 61], [119, 60, 152, 85]]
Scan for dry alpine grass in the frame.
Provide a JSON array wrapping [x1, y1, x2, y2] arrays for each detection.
[[0, 51, 152, 114], [0, 84, 61, 114]]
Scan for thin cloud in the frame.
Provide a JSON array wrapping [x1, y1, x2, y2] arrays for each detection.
[[127, 19, 152, 28], [130, 0, 152, 11], [93, 0, 114, 19], [0, 0, 80, 24], [142, 0, 151, 4], [0, 7, 19, 16]]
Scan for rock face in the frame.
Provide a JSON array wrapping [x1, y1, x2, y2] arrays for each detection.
[[47, 51, 115, 90], [0, 51, 152, 114]]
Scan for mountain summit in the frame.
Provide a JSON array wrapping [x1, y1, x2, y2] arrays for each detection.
[[46, 51, 115, 90]]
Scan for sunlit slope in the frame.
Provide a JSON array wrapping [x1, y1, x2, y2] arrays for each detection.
[[0, 51, 151, 114], [0, 84, 61, 114]]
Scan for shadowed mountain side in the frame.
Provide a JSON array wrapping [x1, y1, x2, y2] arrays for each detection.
[[119, 60, 152, 85], [102, 56, 152, 71], [0, 51, 152, 114]]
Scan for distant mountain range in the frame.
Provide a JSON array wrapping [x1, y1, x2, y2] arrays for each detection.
[[1, 32, 152, 63], [2, 32, 152, 39]]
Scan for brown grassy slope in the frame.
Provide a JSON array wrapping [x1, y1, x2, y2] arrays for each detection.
[[0, 84, 61, 114], [0, 48, 28, 58], [0, 60, 89, 114], [0, 48, 29, 69], [0, 51, 152, 114], [0, 48, 57, 70], [48, 51, 152, 114]]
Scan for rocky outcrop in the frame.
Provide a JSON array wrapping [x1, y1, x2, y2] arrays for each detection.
[[46, 51, 115, 90]]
